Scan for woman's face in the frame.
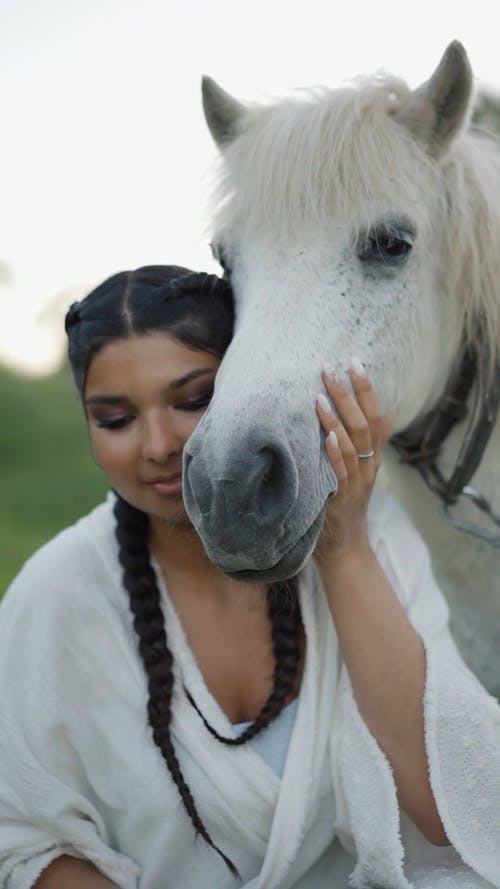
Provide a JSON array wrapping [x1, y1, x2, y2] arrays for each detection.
[[84, 332, 220, 525]]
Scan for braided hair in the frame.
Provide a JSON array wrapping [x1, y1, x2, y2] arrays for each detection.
[[65, 265, 302, 878]]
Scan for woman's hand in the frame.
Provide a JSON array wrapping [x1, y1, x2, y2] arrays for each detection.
[[314, 358, 393, 565], [34, 856, 118, 888], [312, 360, 447, 845]]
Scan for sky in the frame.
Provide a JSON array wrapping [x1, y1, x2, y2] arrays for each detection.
[[1, 0, 499, 375]]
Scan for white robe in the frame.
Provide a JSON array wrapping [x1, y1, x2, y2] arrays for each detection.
[[0, 491, 499, 889]]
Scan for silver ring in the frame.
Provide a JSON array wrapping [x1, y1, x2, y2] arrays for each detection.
[[357, 450, 375, 461]]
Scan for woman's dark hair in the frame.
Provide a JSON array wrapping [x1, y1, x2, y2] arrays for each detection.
[[65, 265, 301, 878], [65, 264, 234, 394]]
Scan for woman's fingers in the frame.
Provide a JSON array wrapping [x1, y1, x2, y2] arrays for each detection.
[[325, 430, 348, 498], [316, 399, 365, 502], [321, 363, 375, 463], [315, 363, 393, 558], [317, 361, 392, 478], [347, 358, 383, 453], [316, 391, 360, 480]]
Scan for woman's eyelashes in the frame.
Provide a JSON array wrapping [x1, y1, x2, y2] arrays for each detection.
[[178, 391, 213, 412], [96, 414, 134, 430], [93, 389, 214, 429]]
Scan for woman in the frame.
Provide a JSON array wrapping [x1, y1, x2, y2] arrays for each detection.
[[0, 265, 497, 889]]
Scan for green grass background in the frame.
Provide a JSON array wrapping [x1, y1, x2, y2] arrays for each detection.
[[0, 364, 107, 596]]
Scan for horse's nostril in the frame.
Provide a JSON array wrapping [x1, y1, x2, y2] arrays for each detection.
[[184, 431, 299, 533], [259, 448, 281, 491], [259, 449, 273, 483], [244, 444, 298, 525]]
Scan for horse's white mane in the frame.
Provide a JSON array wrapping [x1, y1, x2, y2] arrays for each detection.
[[209, 74, 500, 371]]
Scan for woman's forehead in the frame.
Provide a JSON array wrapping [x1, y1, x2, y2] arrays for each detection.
[[84, 333, 220, 398]]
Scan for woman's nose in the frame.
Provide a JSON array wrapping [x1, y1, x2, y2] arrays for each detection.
[[141, 413, 181, 462]]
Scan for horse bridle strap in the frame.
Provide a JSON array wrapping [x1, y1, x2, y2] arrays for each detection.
[[391, 343, 500, 546]]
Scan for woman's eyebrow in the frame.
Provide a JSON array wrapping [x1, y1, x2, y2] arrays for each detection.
[[84, 370, 215, 405], [167, 369, 215, 390]]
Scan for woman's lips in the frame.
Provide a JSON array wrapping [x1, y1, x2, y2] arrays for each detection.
[[148, 476, 183, 496]]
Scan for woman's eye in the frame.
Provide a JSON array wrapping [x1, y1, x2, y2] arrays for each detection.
[[178, 392, 214, 412], [96, 415, 134, 430]]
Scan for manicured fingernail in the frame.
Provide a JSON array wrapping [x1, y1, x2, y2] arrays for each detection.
[[350, 356, 367, 378], [323, 363, 338, 384], [328, 430, 338, 448], [317, 393, 332, 413]]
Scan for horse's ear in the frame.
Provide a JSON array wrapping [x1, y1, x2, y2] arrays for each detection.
[[393, 41, 473, 158], [201, 76, 246, 147]]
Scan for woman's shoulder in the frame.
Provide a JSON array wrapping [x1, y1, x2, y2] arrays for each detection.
[[0, 494, 145, 761], [0, 493, 120, 622], [0, 493, 142, 693]]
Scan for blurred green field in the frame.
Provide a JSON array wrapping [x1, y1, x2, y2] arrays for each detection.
[[0, 364, 107, 596]]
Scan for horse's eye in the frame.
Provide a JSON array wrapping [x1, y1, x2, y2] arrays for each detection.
[[377, 234, 411, 258], [357, 225, 414, 266]]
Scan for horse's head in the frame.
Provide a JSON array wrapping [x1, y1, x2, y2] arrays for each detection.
[[183, 42, 494, 582]]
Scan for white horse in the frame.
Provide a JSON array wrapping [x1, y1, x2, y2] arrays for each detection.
[[183, 42, 500, 696]]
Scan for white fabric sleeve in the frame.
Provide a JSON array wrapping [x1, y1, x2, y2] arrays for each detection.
[[378, 495, 500, 887], [0, 715, 139, 889], [0, 549, 140, 889]]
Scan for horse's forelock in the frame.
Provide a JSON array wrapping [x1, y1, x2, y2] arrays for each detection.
[[209, 76, 434, 240]]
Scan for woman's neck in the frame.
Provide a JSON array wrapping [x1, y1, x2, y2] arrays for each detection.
[[148, 511, 299, 725], [148, 512, 266, 605]]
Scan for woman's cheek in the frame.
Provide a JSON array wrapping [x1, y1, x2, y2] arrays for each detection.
[[89, 429, 135, 474]]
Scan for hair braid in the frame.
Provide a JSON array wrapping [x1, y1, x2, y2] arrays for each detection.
[[185, 580, 302, 745], [113, 495, 239, 879]]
